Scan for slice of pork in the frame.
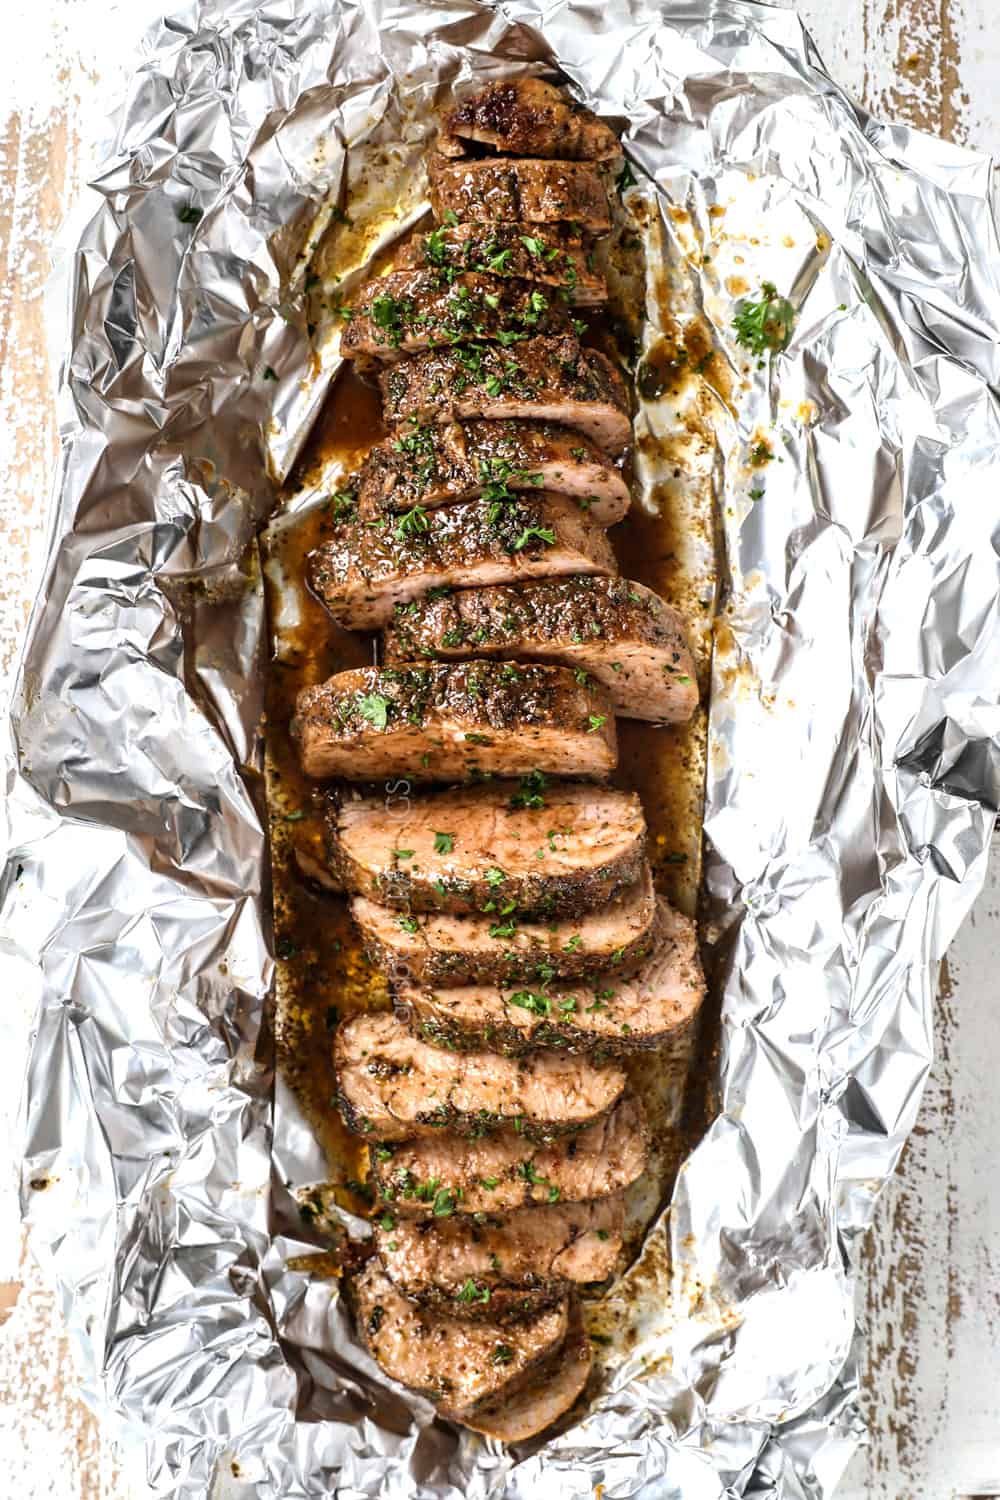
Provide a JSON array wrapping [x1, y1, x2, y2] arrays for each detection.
[[309, 490, 617, 630], [464, 1299, 592, 1441], [335, 1010, 627, 1143], [438, 78, 621, 163], [429, 155, 611, 232], [383, 575, 698, 725], [351, 1259, 568, 1419], [370, 1092, 648, 1217], [326, 781, 646, 916], [394, 223, 606, 305], [350, 864, 656, 987], [341, 270, 573, 362], [400, 898, 705, 1056], [357, 419, 629, 526], [374, 1195, 623, 1321], [292, 662, 617, 783], [379, 335, 631, 454]]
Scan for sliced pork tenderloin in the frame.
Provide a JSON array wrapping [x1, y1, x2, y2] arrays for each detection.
[[400, 899, 705, 1056], [464, 1300, 592, 1441], [292, 662, 617, 783], [351, 1258, 568, 1419], [438, 78, 621, 162], [326, 781, 646, 916], [428, 155, 611, 232], [378, 335, 631, 454], [373, 1195, 623, 1321], [335, 1010, 627, 1143], [309, 489, 616, 631], [341, 270, 574, 362], [384, 575, 698, 724], [370, 1093, 648, 1217], [357, 418, 628, 526], [394, 223, 606, 305], [351, 864, 656, 987]]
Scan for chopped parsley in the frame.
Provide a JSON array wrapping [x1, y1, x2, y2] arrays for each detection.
[[433, 831, 455, 854], [587, 714, 608, 733], [357, 693, 389, 729], [732, 281, 795, 357], [509, 770, 547, 810]]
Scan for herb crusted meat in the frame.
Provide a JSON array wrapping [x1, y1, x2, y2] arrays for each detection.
[[370, 1093, 648, 1217], [308, 488, 617, 630], [373, 1195, 623, 1320], [341, 269, 574, 361], [284, 73, 706, 1445], [394, 223, 607, 305], [356, 418, 629, 526], [335, 1010, 627, 1143], [350, 864, 656, 988], [429, 154, 612, 232], [326, 782, 647, 916], [292, 662, 617, 783], [384, 575, 699, 723], [438, 77, 621, 163], [378, 335, 632, 454]]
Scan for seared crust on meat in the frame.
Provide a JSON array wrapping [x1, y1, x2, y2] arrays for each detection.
[[350, 865, 656, 987], [394, 223, 606, 305], [351, 1259, 568, 1417], [326, 782, 647, 916], [439, 78, 620, 162], [308, 489, 617, 630], [374, 1195, 623, 1321], [371, 1094, 648, 1217], [356, 418, 629, 526], [401, 899, 705, 1056], [384, 575, 698, 724], [379, 335, 631, 453], [341, 270, 573, 362], [292, 662, 617, 783], [335, 1010, 627, 1143], [429, 155, 611, 231]]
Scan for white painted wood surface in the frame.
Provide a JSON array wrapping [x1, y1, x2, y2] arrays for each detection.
[[0, 3, 997, 1496]]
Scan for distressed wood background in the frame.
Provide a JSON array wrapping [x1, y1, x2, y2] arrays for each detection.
[[0, 2, 996, 1496]]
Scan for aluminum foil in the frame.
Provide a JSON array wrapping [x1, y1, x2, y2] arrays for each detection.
[[5, 0, 1000, 1495]]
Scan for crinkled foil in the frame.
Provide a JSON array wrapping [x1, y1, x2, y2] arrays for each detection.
[[4, 0, 1000, 1494]]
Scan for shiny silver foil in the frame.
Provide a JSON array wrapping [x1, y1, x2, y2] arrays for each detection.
[[5, 0, 1000, 1494]]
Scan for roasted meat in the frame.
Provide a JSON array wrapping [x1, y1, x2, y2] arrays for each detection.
[[350, 865, 656, 987], [357, 418, 629, 526], [379, 335, 631, 453], [292, 662, 617, 783], [394, 223, 606, 305], [429, 155, 611, 232], [374, 1195, 623, 1320], [352, 1259, 568, 1418], [464, 1299, 592, 1441], [400, 898, 705, 1056], [370, 1093, 648, 1217], [438, 78, 621, 163], [384, 575, 698, 724], [309, 489, 617, 630], [335, 1010, 627, 1142], [326, 782, 647, 916], [341, 270, 574, 361]]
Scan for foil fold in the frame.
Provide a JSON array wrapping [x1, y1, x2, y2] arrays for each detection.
[[4, 1, 1000, 1495]]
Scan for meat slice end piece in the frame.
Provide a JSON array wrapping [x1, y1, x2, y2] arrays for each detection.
[[441, 78, 621, 162], [463, 1301, 593, 1442], [352, 1259, 568, 1418]]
